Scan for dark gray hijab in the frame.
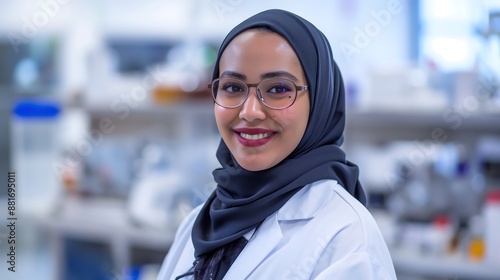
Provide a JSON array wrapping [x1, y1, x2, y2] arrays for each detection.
[[192, 9, 366, 258]]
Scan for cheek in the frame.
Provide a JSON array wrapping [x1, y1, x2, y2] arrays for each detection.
[[277, 105, 309, 137], [276, 110, 305, 131], [214, 107, 239, 136], [214, 108, 227, 132], [214, 107, 229, 124]]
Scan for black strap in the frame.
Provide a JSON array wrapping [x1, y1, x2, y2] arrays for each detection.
[[175, 237, 248, 280], [213, 237, 248, 280]]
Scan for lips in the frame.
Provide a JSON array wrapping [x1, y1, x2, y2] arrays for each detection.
[[233, 127, 276, 147]]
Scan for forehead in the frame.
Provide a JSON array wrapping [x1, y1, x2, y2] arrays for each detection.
[[219, 30, 303, 76], [226, 29, 290, 48], [222, 29, 293, 57]]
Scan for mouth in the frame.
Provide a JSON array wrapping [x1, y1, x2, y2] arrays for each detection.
[[239, 132, 273, 140], [233, 128, 276, 147]]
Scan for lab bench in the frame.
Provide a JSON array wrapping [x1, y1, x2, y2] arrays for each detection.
[[391, 247, 500, 280], [25, 196, 177, 280], [23, 196, 500, 280]]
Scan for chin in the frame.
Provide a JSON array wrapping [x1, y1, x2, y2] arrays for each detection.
[[237, 159, 276, 172], [238, 162, 262, 172]]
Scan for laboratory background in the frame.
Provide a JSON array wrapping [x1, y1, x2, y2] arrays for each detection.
[[0, 0, 500, 279]]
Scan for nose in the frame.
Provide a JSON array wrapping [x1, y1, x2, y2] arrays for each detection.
[[239, 87, 266, 122]]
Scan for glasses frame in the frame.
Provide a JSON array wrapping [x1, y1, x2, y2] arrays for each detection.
[[208, 78, 308, 110]]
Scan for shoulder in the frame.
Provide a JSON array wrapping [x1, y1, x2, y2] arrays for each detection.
[[175, 204, 203, 240], [167, 203, 203, 252], [306, 180, 391, 254], [278, 179, 377, 236], [156, 204, 202, 280], [323, 179, 381, 244], [274, 179, 397, 279]]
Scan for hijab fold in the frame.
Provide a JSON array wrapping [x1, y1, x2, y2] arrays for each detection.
[[192, 9, 366, 258]]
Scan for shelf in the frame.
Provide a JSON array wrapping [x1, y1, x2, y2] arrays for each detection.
[[344, 109, 500, 143], [78, 99, 500, 133], [83, 99, 215, 121], [346, 109, 500, 131]]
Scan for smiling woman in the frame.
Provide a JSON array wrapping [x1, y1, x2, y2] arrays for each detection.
[[157, 9, 397, 280]]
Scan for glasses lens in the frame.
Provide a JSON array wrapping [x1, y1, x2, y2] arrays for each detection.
[[212, 78, 248, 108], [258, 79, 297, 109]]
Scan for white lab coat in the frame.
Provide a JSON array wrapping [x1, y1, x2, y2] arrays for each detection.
[[157, 179, 397, 280]]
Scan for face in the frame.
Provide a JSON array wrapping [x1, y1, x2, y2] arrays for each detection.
[[215, 30, 310, 171]]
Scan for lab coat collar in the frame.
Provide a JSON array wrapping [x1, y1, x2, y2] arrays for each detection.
[[276, 179, 336, 221]]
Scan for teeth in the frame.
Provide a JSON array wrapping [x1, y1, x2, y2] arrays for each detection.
[[240, 132, 272, 140]]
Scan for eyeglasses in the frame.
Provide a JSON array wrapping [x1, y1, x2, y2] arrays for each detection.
[[208, 77, 308, 110]]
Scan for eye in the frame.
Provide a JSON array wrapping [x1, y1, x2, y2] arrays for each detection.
[[221, 83, 245, 93], [267, 83, 292, 94]]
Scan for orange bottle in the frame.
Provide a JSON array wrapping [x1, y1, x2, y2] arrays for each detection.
[[468, 215, 485, 261]]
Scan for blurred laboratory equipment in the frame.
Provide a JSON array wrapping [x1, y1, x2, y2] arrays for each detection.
[[367, 65, 448, 111], [79, 137, 136, 197], [127, 142, 192, 230], [475, 137, 500, 193], [467, 215, 485, 261], [483, 189, 500, 266], [421, 215, 454, 256], [85, 36, 217, 109], [478, 11, 500, 107], [385, 142, 486, 222], [128, 170, 191, 229], [127, 137, 219, 230], [12, 99, 62, 216]]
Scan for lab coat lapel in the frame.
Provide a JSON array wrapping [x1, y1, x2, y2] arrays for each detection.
[[223, 180, 335, 279], [223, 215, 283, 279]]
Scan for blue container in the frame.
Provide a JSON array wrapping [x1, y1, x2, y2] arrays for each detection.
[[12, 99, 62, 216]]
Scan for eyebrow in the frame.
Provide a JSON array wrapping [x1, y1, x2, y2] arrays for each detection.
[[220, 71, 299, 82]]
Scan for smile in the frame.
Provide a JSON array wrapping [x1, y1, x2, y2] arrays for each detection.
[[239, 132, 272, 140], [233, 128, 275, 147]]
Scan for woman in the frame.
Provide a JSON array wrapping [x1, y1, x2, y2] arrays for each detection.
[[158, 9, 397, 280]]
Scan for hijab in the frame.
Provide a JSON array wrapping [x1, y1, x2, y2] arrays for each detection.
[[192, 9, 366, 258]]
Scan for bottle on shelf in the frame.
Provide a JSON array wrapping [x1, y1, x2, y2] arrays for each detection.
[[423, 215, 454, 256], [467, 215, 485, 261], [484, 189, 500, 266]]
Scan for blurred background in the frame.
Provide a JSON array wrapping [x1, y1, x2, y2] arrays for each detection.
[[0, 0, 500, 279]]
